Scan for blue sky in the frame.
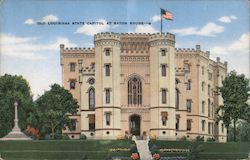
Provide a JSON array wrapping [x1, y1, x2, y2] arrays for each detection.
[[0, 0, 249, 98]]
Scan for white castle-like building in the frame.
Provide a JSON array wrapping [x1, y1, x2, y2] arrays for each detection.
[[60, 32, 227, 142]]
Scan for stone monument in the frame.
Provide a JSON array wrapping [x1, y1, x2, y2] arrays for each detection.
[[0, 102, 31, 140]]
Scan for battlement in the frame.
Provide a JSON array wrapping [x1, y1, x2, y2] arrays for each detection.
[[149, 32, 175, 41], [94, 32, 175, 42], [60, 44, 95, 54], [94, 32, 121, 41], [175, 45, 210, 58]]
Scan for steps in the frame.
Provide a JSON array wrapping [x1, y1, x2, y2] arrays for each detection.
[[133, 136, 152, 160]]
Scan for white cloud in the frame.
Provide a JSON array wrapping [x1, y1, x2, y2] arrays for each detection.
[[218, 15, 238, 23], [24, 14, 59, 25], [171, 22, 224, 37], [24, 18, 35, 25], [210, 33, 249, 55], [210, 33, 249, 77], [151, 15, 161, 22], [75, 19, 109, 36], [41, 14, 59, 23], [134, 25, 158, 33], [0, 33, 76, 60]]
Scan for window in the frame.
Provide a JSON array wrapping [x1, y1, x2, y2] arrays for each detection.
[[184, 63, 190, 73], [208, 72, 213, 80], [162, 89, 167, 104], [187, 119, 191, 131], [187, 99, 191, 112], [208, 85, 211, 96], [221, 123, 224, 133], [187, 80, 191, 90], [88, 114, 95, 131], [202, 120, 206, 131], [202, 66, 205, 75], [202, 101, 205, 114], [161, 64, 167, 77], [105, 48, 110, 56], [72, 119, 77, 131], [161, 112, 168, 126], [70, 62, 76, 72], [69, 80, 76, 89], [105, 88, 110, 104], [208, 122, 211, 134], [175, 80, 179, 110], [176, 116, 180, 130], [128, 77, 142, 105], [89, 88, 95, 110], [202, 82, 205, 91], [211, 102, 214, 118], [161, 49, 166, 56], [208, 99, 211, 117], [78, 60, 83, 72], [105, 64, 110, 76], [105, 112, 111, 126]]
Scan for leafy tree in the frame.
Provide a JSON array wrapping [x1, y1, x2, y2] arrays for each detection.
[[218, 71, 249, 141], [31, 84, 78, 139], [0, 74, 33, 137]]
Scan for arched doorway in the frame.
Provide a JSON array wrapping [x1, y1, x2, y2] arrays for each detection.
[[130, 114, 141, 136]]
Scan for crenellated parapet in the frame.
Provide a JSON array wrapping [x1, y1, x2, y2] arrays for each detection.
[[148, 32, 175, 47], [60, 44, 95, 54], [175, 45, 210, 59], [94, 32, 121, 47]]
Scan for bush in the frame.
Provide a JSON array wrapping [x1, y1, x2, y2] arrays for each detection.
[[179, 136, 188, 141], [187, 142, 204, 160], [206, 137, 215, 142], [80, 134, 87, 140], [150, 144, 159, 154], [195, 136, 204, 142], [130, 144, 138, 153], [62, 134, 70, 140]]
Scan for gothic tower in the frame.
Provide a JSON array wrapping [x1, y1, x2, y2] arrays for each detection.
[[148, 33, 176, 139], [94, 33, 122, 139]]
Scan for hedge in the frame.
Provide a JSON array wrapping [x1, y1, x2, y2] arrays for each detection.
[[0, 140, 134, 160], [149, 140, 250, 159]]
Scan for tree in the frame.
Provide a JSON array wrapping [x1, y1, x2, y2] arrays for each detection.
[[218, 71, 249, 141], [31, 84, 78, 139], [0, 74, 33, 137]]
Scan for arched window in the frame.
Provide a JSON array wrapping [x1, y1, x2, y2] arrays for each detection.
[[175, 79, 179, 110], [89, 88, 95, 110], [128, 77, 142, 105]]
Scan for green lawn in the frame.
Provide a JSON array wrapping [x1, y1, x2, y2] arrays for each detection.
[[149, 140, 250, 159], [0, 140, 134, 160]]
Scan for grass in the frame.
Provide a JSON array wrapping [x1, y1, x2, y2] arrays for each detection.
[[149, 140, 250, 159], [0, 140, 134, 160]]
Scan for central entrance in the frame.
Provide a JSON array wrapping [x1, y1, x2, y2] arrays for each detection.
[[130, 114, 141, 136]]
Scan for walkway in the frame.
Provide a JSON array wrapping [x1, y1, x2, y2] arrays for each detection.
[[133, 136, 152, 160]]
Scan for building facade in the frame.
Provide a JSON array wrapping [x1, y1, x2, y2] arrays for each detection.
[[60, 32, 227, 142]]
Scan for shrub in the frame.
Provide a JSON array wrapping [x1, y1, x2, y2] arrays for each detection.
[[131, 153, 139, 160], [130, 144, 138, 153], [152, 153, 161, 160], [62, 134, 69, 140], [187, 141, 204, 160], [150, 144, 159, 154], [80, 134, 87, 140], [179, 136, 188, 141], [195, 136, 204, 142], [206, 137, 215, 142]]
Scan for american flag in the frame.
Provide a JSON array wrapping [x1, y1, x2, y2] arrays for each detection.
[[161, 8, 173, 20]]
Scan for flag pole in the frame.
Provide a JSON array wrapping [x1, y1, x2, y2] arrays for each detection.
[[160, 9, 162, 35]]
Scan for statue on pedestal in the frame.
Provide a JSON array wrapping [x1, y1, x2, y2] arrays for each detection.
[[0, 102, 31, 140]]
